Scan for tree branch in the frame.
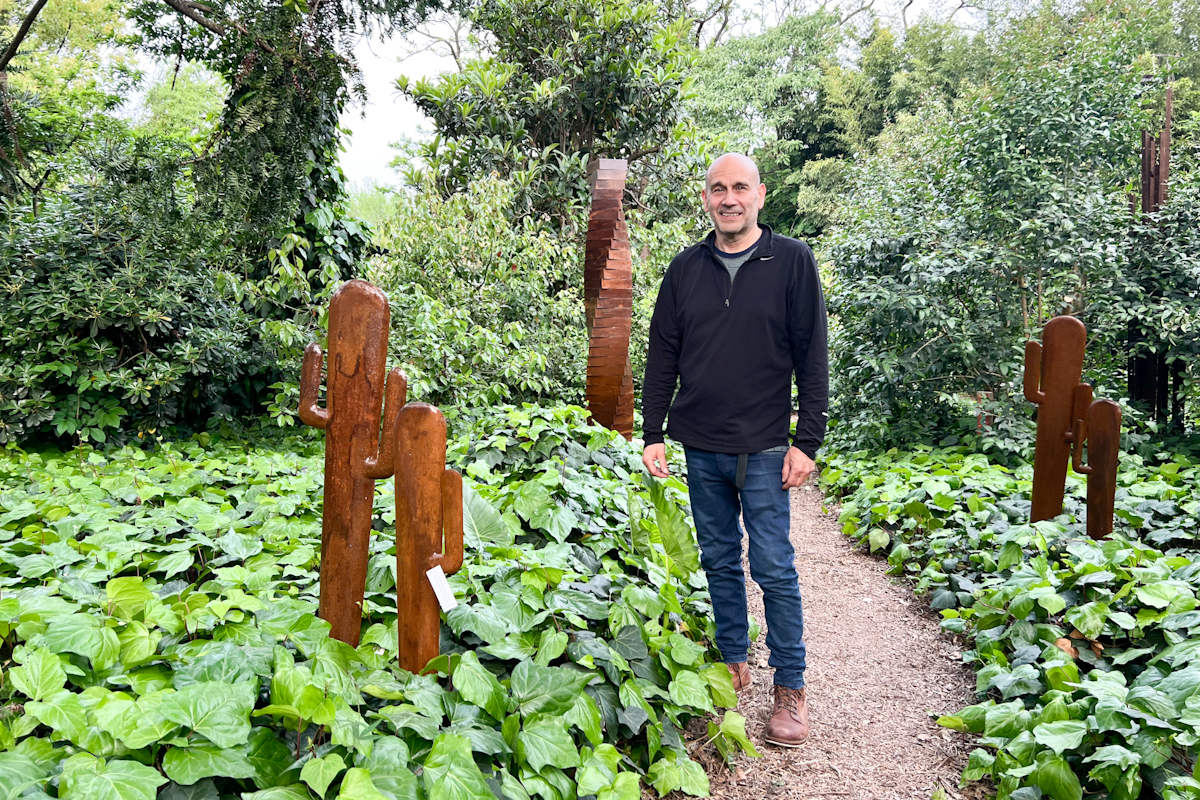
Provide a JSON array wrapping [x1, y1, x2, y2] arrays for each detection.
[[839, 0, 875, 25], [161, 0, 226, 36], [0, 0, 51, 74]]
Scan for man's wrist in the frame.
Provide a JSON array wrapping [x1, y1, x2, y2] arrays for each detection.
[[643, 432, 665, 447], [791, 441, 818, 460]]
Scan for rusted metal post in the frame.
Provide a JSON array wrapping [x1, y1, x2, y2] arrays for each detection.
[[393, 402, 463, 674], [583, 158, 635, 439], [1024, 316, 1087, 522], [1071, 400, 1122, 540], [299, 280, 407, 646]]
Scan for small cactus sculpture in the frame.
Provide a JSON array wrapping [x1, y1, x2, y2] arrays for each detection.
[[392, 402, 463, 674], [299, 280, 407, 646], [1071, 399, 1122, 540], [1024, 316, 1087, 522]]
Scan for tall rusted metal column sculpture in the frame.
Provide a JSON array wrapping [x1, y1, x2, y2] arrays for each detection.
[[393, 403, 463, 674], [300, 280, 406, 646], [1024, 316, 1087, 522], [583, 158, 635, 439]]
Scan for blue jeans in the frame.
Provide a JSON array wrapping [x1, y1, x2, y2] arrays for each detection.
[[684, 447, 806, 689]]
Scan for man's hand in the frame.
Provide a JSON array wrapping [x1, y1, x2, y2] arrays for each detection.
[[643, 443, 670, 478], [782, 446, 814, 490]]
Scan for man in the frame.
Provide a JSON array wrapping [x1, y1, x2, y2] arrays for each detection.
[[640, 153, 828, 748]]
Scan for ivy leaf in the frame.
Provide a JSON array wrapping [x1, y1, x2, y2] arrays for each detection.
[[356, 737, 418, 800], [716, 711, 760, 757], [1031, 720, 1088, 754], [26, 689, 87, 742], [422, 734, 494, 800], [668, 671, 713, 712], [1033, 753, 1082, 800], [564, 692, 603, 746], [160, 778, 220, 800], [107, 576, 155, 619], [9, 647, 66, 701], [509, 660, 593, 717], [463, 484, 513, 546], [699, 665, 737, 709], [596, 772, 640, 800], [163, 743, 257, 785], [576, 744, 620, 795], [0, 752, 48, 798], [301, 753, 347, 797], [245, 726, 296, 789], [61, 758, 167, 800], [161, 680, 255, 748], [646, 754, 709, 797], [338, 768, 390, 800], [516, 717, 579, 772], [453, 651, 509, 720]]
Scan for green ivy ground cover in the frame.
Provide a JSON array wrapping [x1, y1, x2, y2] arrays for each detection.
[[0, 404, 752, 800], [821, 447, 1200, 800]]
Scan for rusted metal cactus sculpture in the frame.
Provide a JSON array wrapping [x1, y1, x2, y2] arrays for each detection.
[[393, 403, 463, 674], [1024, 316, 1087, 522], [299, 280, 407, 646], [1025, 315, 1121, 538], [583, 158, 635, 439], [1071, 398, 1122, 540]]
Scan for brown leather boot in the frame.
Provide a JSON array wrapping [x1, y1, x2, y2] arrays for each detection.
[[764, 685, 809, 747], [726, 661, 752, 693]]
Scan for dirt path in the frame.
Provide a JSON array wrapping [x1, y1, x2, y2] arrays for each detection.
[[700, 481, 985, 800]]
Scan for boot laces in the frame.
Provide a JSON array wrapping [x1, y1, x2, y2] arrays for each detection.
[[773, 686, 804, 717]]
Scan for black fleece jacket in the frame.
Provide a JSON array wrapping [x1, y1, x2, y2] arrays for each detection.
[[641, 225, 829, 459]]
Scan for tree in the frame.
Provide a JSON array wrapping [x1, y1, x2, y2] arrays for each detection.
[[824, 2, 1169, 453], [397, 0, 706, 226], [135, 62, 226, 148]]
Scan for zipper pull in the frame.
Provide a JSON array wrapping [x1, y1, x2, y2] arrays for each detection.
[[725, 299, 729, 307]]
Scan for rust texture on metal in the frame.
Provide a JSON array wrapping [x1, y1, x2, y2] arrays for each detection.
[[1024, 316, 1087, 522], [299, 280, 407, 646], [1071, 400, 1122, 540], [583, 158, 635, 439], [393, 402, 464, 674]]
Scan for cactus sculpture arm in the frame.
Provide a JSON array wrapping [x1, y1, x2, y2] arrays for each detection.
[[299, 343, 330, 429], [429, 469, 464, 575], [298, 280, 399, 646], [363, 367, 408, 481], [1023, 341, 1044, 404]]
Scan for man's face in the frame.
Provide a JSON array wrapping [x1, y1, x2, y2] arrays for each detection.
[[702, 159, 766, 240]]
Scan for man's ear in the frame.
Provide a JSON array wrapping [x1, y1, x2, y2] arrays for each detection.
[[757, 183, 766, 207]]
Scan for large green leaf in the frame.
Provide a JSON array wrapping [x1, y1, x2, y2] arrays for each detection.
[[0, 752, 48, 799], [463, 484, 512, 546], [163, 744, 257, 785], [509, 660, 593, 717], [453, 652, 509, 720], [356, 737, 418, 800], [161, 680, 255, 748], [9, 647, 66, 702], [61, 758, 168, 800], [646, 754, 709, 797], [516, 718, 579, 772], [667, 671, 713, 712], [301, 753, 347, 797], [1033, 753, 1083, 800], [421, 734, 494, 800], [339, 768, 390, 800]]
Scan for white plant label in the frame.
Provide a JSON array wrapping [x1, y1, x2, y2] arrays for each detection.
[[426, 565, 458, 612]]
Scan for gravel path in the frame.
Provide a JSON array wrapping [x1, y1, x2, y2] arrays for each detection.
[[698, 481, 987, 800]]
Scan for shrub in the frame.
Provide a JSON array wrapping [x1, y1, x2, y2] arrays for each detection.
[[0, 173, 268, 445]]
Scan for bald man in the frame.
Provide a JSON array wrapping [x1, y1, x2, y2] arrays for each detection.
[[640, 153, 828, 748]]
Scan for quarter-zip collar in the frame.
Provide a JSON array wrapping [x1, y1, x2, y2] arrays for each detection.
[[701, 223, 776, 261], [703, 224, 776, 307]]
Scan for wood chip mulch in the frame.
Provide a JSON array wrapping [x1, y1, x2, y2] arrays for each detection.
[[687, 480, 992, 800]]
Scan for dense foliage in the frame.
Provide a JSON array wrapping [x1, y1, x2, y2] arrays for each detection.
[[0, 404, 753, 799], [823, 2, 1200, 454], [396, 0, 706, 225], [823, 446, 1200, 799]]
